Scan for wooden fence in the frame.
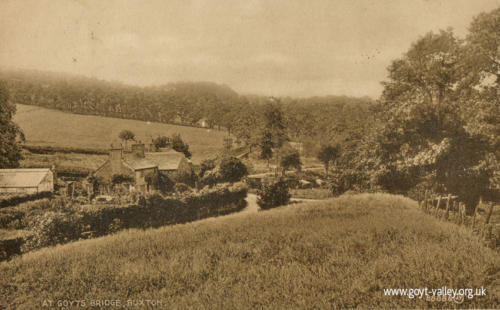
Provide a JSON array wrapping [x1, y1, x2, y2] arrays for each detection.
[[419, 191, 498, 249]]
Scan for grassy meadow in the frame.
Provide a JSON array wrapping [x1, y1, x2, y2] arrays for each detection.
[[1, 193, 498, 309], [13, 104, 228, 163], [19, 150, 107, 171]]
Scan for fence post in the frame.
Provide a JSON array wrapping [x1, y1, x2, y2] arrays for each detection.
[[483, 224, 493, 248], [472, 200, 480, 231], [444, 194, 452, 220], [453, 200, 460, 224], [434, 196, 442, 218], [458, 202, 465, 225], [461, 205, 466, 226], [485, 203, 494, 225], [423, 190, 428, 212]]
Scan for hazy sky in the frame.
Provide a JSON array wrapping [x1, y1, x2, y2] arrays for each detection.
[[0, 0, 498, 98]]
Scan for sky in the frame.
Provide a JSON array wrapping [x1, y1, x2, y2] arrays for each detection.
[[0, 0, 499, 98]]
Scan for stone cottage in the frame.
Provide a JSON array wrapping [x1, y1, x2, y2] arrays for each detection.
[[93, 143, 191, 193]]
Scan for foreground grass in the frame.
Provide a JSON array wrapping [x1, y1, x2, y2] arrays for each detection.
[[14, 104, 227, 163], [1, 194, 499, 309]]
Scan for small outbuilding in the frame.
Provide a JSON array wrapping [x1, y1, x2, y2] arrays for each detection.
[[0, 168, 54, 194]]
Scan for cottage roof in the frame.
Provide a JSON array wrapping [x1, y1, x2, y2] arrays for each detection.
[[145, 150, 185, 170], [0, 168, 52, 188], [123, 155, 157, 170]]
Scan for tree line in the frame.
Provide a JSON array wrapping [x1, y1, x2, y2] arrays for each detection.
[[344, 7, 499, 210], [0, 69, 373, 143]]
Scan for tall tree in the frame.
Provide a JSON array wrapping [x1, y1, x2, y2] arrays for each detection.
[[260, 131, 273, 167], [317, 144, 340, 177], [279, 146, 302, 176], [171, 133, 192, 159], [373, 29, 491, 209], [0, 82, 23, 168], [262, 100, 288, 149], [459, 7, 500, 199], [232, 104, 262, 152], [153, 135, 170, 149], [259, 100, 288, 167], [118, 130, 135, 149]]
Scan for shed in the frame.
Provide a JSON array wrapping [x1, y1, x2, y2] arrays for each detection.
[[0, 168, 54, 194]]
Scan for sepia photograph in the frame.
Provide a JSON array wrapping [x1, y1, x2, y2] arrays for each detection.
[[0, 0, 499, 308]]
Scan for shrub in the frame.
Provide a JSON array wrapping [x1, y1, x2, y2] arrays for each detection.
[[0, 191, 53, 209], [174, 183, 191, 193], [111, 174, 134, 185], [22, 211, 83, 252], [199, 159, 216, 178], [0, 197, 71, 230], [257, 179, 291, 210], [158, 174, 175, 193], [153, 135, 170, 149], [171, 133, 191, 158], [200, 170, 219, 187], [173, 165, 196, 187], [330, 169, 368, 196], [219, 156, 248, 183]]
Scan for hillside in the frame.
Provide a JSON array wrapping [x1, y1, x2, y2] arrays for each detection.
[[13, 104, 227, 163], [1, 194, 498, 309]]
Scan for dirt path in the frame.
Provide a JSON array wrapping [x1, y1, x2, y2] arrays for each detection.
[[243, 193, 260, 214], [192, 193, 322, 225]]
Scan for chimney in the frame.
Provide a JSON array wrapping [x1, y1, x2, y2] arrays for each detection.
[[110, 143, 123, 172], [131, 142, 145, 158]]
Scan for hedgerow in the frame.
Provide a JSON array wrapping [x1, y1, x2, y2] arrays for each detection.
[[21, 183, 247, 252], [0, 191, 52, 209]]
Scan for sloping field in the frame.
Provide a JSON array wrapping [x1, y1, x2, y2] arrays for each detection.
[[13, 104, 227, 163], [1, 194, 499, 309]]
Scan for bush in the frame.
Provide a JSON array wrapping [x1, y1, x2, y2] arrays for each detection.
[[199, 159, 216, 178], [0, 191, 52, 209], [330, 169, 368, 196], [257, 179, 290, 210], [171, 133, 191, 158], [219, 156, 248, 183], [22, 211, 83, 252], [111, 174, 134, 185], [0, 197, 71, 229], [199, 170, 219, 187], [174, 183, 191, 193], [173, 166, 196, 187]]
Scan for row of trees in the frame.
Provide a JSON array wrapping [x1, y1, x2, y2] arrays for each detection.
[[0, 69, 374, 153], [345, 7, 500, 210], [118, 129, 192, 159]]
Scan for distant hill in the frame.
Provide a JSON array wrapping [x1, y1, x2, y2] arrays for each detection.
[[0, 69, 241, 129], [2, 68, 376, 158], [13, 104, 227, 163]]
